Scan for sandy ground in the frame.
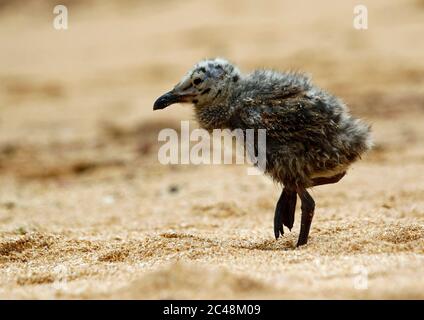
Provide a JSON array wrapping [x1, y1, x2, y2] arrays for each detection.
[[0, 0, 424, 299]]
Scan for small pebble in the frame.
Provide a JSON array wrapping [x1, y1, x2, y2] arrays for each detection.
[[168, 185, 179, 194], [3, 201, 16, 210]]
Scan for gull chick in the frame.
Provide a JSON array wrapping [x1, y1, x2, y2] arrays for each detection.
[[153, 58, 372, 246]]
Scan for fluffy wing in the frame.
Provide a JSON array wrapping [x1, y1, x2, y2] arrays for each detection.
[[230, 92, 343, 186]]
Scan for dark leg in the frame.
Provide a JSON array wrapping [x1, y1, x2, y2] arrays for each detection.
[[296, 187, 315, 247], [311, 171, 346, 187], [282, 190, 297, 231], [291, 172, 345, 246], [274, 187, 297, 239], [274, 189, 286, 239]]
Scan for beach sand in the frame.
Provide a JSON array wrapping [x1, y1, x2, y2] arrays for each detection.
[[0, 0, 423, 299]]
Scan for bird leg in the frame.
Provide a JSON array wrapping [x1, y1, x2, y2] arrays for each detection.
[[274, 172, 345, 244], [274, 187, 297, 239], [311, 171, 346, 187], [292, 172, 345, 246], [274, 188, 287, 239], [296, 187, 315, 247], [282, 190, 297, 231]]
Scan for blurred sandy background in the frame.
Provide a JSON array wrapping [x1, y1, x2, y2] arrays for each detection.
[[0, 0, 423, 299]]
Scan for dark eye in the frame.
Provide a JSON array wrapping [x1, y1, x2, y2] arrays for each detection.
[[193, 78, 202, 85]]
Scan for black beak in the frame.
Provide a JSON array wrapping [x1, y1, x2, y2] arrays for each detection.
[[153, 91, 181, 110]]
